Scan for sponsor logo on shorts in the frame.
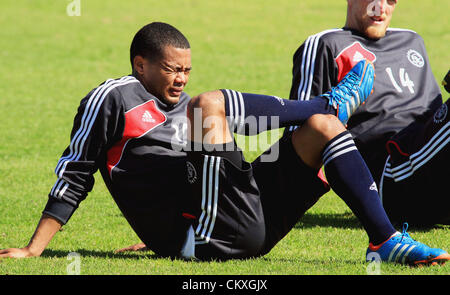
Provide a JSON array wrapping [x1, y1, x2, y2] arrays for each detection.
[[406, 49, 424, 68], [433, 104, 448, 124], [369, 182, 378, 192], [186, 161, 197, 184]]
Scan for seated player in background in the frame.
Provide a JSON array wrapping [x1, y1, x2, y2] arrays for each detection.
[[287, 0, 450, 226]]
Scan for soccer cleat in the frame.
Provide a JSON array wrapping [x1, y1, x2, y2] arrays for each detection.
[[322, 59, 375, 125], [366, 223, 450, 266]]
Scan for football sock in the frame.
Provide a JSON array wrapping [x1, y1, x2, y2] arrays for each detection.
[[221, 89, 334, 135], [322, 131, 396, 245]]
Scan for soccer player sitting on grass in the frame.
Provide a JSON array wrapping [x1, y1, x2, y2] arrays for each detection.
[[0, 22, 448, 266], [288, 0, 450, 227]]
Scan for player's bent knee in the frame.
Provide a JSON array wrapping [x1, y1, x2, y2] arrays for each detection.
[[187, 91, 230, 143], [304, 114, 345, 140], [187, 90, 225, 119]]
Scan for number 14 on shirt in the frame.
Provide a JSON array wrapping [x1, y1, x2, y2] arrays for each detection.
[[386, 67, 415, 94]]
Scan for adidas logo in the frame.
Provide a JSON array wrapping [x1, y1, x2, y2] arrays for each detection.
[[369, 182, 378, 192], [353, 51, 364, 63], [273, 96, 285, 106], [142, 110, 155, 123]]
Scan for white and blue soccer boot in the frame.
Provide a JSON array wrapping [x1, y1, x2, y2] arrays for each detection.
[[366, 223, 450, 266], [322, 59, 375, 125]]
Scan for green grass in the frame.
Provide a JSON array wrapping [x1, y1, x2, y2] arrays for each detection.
[[0, 0, 449, 276]]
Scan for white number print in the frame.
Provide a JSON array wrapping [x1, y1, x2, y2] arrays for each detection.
[[385, 67, 415, 94]]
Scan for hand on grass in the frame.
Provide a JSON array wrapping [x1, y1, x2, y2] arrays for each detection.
[[0, 247, 34, 258], [0, 214, 62, 260], [115, 243, 148, 253]]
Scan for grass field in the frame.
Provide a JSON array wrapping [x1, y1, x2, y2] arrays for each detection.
[[0, 0, 449, 277]]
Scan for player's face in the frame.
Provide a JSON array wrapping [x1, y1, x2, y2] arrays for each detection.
[[346, 0, 398, 40], [138, 45, 192, 105]]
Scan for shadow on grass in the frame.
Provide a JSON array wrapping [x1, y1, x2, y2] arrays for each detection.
[[40, 249, 254, 263], [258, 256, 361, 265], [295, 212, 361, 229], [40, 214, 448, 260], [41, 249, 161, 260], [296, 212, 449, 232]]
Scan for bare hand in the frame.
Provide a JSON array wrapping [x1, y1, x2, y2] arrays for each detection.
[[0, 247, 34, 258], [114, 243, 148, 253]]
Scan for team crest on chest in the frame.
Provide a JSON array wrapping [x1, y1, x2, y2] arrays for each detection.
[[433, 104, 448, 124], [406, 49, 424, 68]]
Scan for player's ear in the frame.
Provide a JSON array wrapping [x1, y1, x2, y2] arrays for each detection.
[[133, 55, 146, 76]]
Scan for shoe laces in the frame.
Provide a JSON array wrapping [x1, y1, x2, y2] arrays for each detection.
[[327, 72, 359, 107], [397, 222, 419, 246]]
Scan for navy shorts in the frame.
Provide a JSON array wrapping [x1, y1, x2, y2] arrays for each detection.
[[380, 100, 450, 226], [185, 134, 330, 260]]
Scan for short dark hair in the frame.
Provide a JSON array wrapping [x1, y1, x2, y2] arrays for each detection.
[[130, 22, 190, 68]]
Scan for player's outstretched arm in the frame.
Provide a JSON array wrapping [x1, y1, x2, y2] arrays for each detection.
[[0, 214, 62, 258]]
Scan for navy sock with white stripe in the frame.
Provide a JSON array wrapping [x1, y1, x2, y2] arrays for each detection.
[[221, 89, 334, 135], [322, 131, 396, 245]]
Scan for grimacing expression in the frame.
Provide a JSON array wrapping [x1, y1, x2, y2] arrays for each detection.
[[346, 0, 398, 40], [135, 45, 192, 105]]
